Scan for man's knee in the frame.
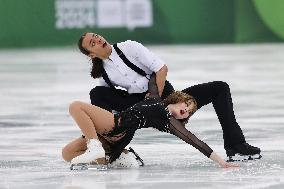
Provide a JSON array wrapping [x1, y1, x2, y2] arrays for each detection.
[[214, 81, 230, 92], [90, 87, 101, 97], [89, 86, 109, 105], [89, 87, 113, 111]]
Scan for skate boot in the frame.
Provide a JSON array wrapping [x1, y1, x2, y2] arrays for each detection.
[[109, 147, 144, 168], [70, 139, 106, 170], [226, 142, 261, 162]]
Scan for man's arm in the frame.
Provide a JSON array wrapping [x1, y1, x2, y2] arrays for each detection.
[[155, 65, 168, 97], [148, 73, 159, 98], [123, 41, 167, 96]]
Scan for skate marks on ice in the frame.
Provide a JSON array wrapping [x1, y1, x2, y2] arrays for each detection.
[[1, 148, 283, 189], [60, 146, 284, 189]]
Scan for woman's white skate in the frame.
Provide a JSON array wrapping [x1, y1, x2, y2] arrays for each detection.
[[70, 139, 106, 170], [70, 147, 144, 170]]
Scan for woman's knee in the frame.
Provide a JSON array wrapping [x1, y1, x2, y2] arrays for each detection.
[[69, 101, 84, 115]]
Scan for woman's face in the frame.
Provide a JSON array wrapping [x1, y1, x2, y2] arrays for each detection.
[[82, 33, 112, 59], [171, 101, 195, 120]]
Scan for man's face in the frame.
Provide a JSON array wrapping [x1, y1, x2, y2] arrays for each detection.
[[82, 33, 111, 59]]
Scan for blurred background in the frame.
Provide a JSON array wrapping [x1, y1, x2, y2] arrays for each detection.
[[1, 0, 284, 48], [1, 0, 284, 189]]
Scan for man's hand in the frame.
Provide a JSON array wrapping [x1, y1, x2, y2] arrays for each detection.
[[145, 92, 151, 98]]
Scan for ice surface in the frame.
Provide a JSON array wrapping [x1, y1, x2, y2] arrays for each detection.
[[0, 44, 284, 189]]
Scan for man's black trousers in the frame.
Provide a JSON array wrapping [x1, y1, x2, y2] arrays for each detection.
[[89, 81, 246, 149]]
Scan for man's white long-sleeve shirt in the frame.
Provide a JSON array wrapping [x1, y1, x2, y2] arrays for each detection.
[[98, 40, 165, 94]]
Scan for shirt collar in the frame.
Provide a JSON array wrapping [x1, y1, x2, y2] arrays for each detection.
[[107, 45, 116, 61]]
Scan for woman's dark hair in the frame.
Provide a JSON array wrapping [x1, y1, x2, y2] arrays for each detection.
[[163, 91, 197, 124], [78, 33, 104, 79]]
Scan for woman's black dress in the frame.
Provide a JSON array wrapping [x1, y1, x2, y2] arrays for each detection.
[[102, 75, 213, 163]]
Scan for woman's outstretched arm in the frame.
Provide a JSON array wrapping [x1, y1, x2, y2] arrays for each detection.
[[168, 117, 239, 168], [168, 117, 213, 157], [209, 152, 239, 168]]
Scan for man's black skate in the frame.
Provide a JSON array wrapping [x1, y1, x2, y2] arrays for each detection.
[[226, 142, 261, 162]]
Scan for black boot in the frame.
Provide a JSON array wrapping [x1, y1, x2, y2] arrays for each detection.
[[226, 142, 261, 157]]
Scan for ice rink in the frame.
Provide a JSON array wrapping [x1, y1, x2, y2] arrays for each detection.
[[0, 44, 284, 189]]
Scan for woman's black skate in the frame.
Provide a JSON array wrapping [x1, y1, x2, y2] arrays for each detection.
[[226, 142, 262, 162]]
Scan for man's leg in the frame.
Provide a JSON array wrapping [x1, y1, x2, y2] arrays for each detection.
[[181, 81, 246, 149], [90, 80, 175, 112], [89, 86, 144, 112]]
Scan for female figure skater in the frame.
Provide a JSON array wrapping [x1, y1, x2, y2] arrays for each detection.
[[62, 75, 238, 168]]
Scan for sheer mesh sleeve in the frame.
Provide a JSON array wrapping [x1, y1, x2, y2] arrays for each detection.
[[148, 73, 160, 99], [168, 117, 213, 158]]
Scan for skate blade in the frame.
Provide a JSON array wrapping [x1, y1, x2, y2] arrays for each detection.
[[128, 147, 144, 167], [70, 163, 108, 171], [227, 154, 262, 162]]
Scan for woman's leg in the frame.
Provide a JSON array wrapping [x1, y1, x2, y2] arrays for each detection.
[[62, 137, 87, 162], [69, 101, 115, 139], [68, 101, 117, 164]]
